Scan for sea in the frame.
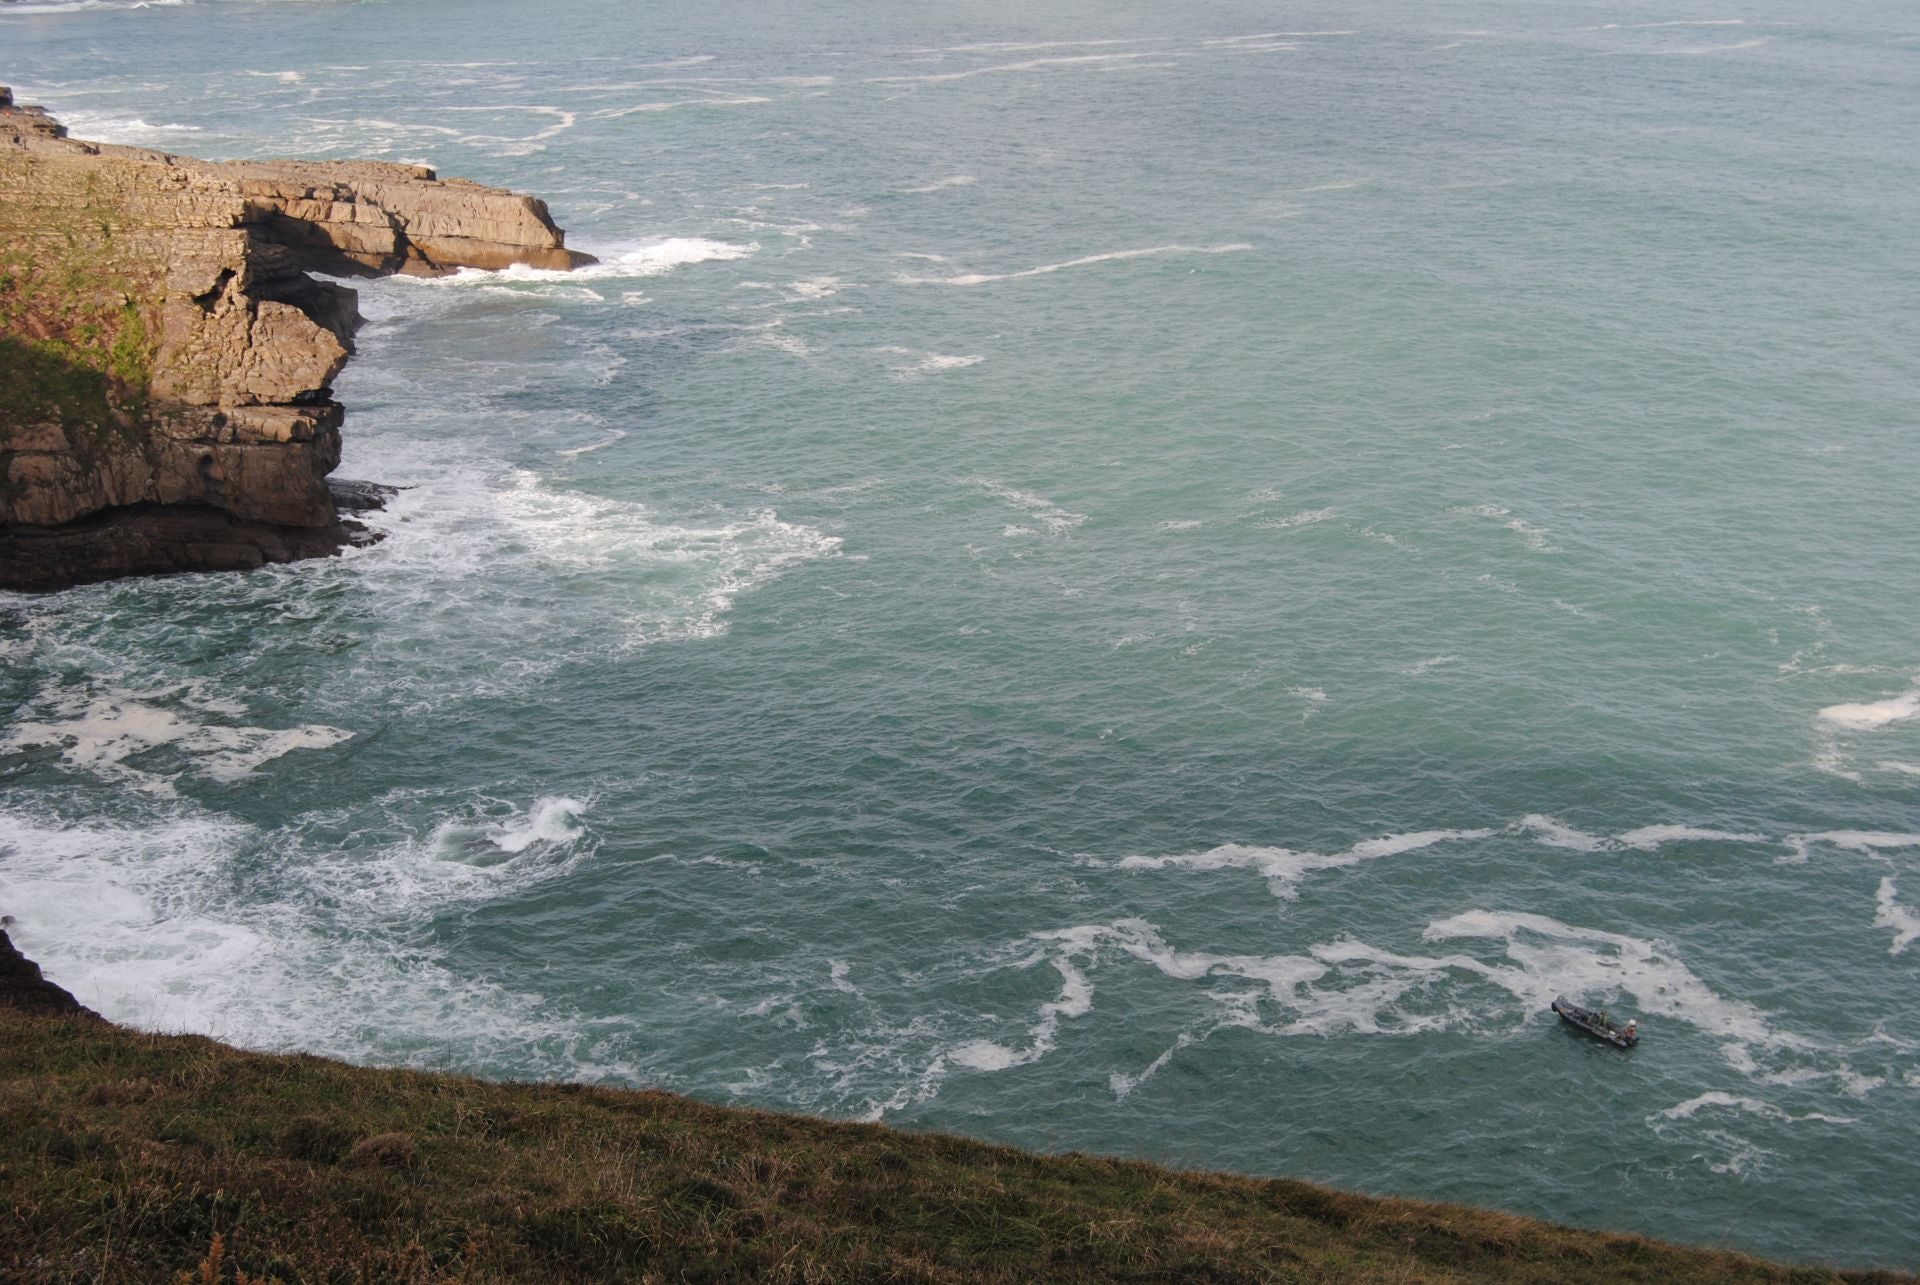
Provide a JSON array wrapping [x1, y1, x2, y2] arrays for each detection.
[[2, 0, 1917, 1267]]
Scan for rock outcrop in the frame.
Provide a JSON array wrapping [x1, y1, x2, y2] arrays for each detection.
[[0, 925, 97, 1019], [0, 87, 592, 590]]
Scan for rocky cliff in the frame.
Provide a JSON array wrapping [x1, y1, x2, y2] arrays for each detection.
[[0, 88, 592, 590], [0, 925, 96, 1019]]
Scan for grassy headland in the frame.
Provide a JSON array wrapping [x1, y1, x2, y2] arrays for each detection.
[[2, 1002, 1909, 1284]]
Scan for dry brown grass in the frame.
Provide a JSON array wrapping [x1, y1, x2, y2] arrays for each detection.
[[2, 1010, 1909, 1284]]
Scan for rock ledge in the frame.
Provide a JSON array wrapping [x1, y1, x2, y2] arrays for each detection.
[[0, 86, 593, 590]]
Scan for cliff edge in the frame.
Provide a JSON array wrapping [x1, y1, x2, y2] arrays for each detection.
[[0, 934, 1901, 1284], [0, 924, 97, 1019], [0, 87, 592, 591]]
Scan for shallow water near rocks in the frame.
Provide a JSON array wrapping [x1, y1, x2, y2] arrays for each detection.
[[3, 0, 1919, 1266]]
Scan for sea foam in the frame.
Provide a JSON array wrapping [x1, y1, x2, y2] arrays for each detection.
[[1, 682, 349, 793], [0, 797, 621, 1081], [898, 243, 1253, 286]]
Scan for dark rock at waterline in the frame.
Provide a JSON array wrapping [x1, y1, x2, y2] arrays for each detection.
[[0, 927, 99, 1020], [0, 502, 378, 592], [328, 477, 402, 514]]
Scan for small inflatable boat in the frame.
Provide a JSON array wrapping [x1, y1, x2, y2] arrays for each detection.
[[1552, 996, 1639, 1048]]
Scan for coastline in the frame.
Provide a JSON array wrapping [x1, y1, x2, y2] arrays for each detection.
[[0, 88, 590, 592], [3, 6, 1917, 1270]]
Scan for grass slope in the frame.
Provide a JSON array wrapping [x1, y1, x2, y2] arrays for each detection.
[[1, 1011, 1907, 1284]]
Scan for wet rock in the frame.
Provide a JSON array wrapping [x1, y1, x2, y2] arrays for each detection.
[[0, 926, 99, 1020]]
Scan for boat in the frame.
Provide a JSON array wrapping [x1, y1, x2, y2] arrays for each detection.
[[1551, 996, 1639, 1048]]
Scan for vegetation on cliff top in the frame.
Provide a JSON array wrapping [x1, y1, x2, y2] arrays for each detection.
[[0, 244, 154, 449], [2, 1009, 1907, 1285]]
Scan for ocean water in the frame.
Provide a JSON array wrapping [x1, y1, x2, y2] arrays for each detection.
[[3, 0, 1918, 1266]]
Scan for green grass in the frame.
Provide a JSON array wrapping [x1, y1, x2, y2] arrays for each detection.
[[1, 1012, 1908, 1284], [0, 242, 154, 452]]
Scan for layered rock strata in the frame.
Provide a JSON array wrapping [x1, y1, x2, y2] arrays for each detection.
[[0, 87, 592, 590]]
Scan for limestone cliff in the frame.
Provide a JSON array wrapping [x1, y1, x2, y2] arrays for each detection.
[[0, 87, 593, 590]]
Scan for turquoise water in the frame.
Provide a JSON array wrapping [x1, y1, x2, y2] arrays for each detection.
[[4, 0, 1919, 1265]]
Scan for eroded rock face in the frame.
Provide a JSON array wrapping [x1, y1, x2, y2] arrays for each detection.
[[0, 87, 593, 590], [0, 926, 98, 1020]]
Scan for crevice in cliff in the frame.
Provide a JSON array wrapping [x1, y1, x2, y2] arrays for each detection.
[[191, 267, 236, 312]]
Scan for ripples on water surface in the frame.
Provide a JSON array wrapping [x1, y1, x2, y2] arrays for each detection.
[[3, 0, 1918, 1266]]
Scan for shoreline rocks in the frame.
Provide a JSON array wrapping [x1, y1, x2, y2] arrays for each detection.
[[0, 924, 97, 1020], [0, 86, 593, 591]]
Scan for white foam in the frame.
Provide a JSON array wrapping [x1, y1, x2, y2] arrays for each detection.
[[870, 52, 1162, 84], [1117, 829, 1495, 900], [976, 480, 1086, 535], [438, 104, 577, 156], [1818, 690, 1920, 731], [1401, 655, 1459, 676], [780, 275, 847, 301], [1597, 19, 1748, 29], [485, 469, 842, 646], [1451, 503, 1559, 551], [0, 0, 186, 13], [754, 330, 811, 358], [975, 917, 1486, 1062], [953, 904, 1892, 1107], [1, 683, 350, 793], [557, 429, 628, 458], [55, 113, 205, 145], [898, 243, 1252, 286], [1783, 831, 1920, 860], [1657, 1092, 1783, 1122], [946, 954, 1093, 1073], [1506, 518, 1559, 551], [876, 346, 984, 374], [588, 94, 770, 120], [1653, 37, 1772, 55], [481, 796, 587, 854], [1647, 1091, 1856, 1178], [1424, 910, 1775, 1044], [1125, 816, 1780, 895], [1613, 825, 1771, 850], [928, 37, 1156, 53], [0, 799, 617, 1079], [1200, 30, 1355, 44], [1110, 1031, 1199, 1100], [402, 237, 756, 290], [1514, 814, 1610, 852], [1874, 878, 1920, 956], [1255, 507, 1335, 530], [901, 175, 978, 194]]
